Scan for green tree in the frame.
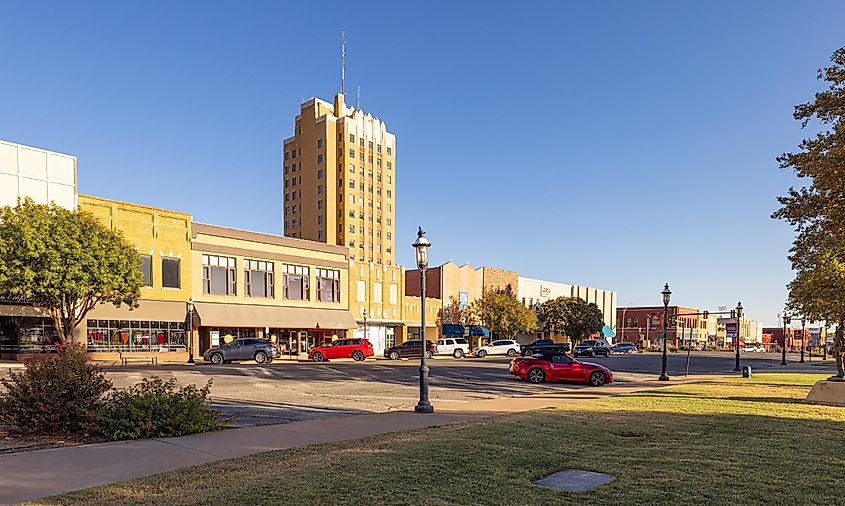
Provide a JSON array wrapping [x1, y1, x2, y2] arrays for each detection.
[[470, 289, 537, 339], [436, 295, 478, 326], [538, 296, 604, 344], [773, 47, 845, 379], [0, 198, 143, 343]]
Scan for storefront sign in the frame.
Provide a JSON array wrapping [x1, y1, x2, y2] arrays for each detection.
[[210, 330, 220, 347], [540, 286, 550, 297]]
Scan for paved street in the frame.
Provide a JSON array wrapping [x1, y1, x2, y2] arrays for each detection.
[[93, 351, 834, 427]]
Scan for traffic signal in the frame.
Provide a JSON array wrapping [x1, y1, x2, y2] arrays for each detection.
[[703, 311, 709, 319], [730, 310, 736, 319]]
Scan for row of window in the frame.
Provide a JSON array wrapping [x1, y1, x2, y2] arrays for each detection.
[[344, 134, 393, 156], [345, 210, 392, 225], [343, 165, 393, 183], [344, 150, 391, 168], [139, 255, 181, 289], [200, 254, 340, 302]]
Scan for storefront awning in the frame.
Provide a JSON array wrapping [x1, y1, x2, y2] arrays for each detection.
[[194, 302, 357, 330], [88, 300, 188, 322], [0, 303, 50, 318]]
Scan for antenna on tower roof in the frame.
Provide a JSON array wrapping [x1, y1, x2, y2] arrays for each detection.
[[356, 85, 360, 109], [341, 29, 346, 95]]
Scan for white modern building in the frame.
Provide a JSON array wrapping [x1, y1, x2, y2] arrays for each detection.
[[518, 276, 617, 339], [0, 140, 77, 210]]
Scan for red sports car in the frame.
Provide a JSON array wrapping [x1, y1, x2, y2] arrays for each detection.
[[309, 338, 374, 362], [509, 353, 613, 386]]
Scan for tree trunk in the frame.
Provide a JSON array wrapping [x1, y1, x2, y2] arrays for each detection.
[[834, 311, 845, 379]]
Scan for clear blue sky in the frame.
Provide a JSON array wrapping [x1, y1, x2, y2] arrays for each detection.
[[2, 1, 843, 326]]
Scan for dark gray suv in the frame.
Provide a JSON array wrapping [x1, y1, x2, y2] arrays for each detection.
[[203, 338, 280, 364]]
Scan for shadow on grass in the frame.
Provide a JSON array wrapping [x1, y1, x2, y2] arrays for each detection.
[[622, 389, 804, 405], [33, 402, 845, 506]]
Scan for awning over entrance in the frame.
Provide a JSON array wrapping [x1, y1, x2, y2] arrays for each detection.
[[194, 302, 357, 330], [602, 325, 615, 338], [88, 300, 188, 321], [0, 303, 50, 318]]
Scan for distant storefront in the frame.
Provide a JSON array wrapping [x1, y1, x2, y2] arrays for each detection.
[[0, 303, 60, 358], [193, 301, 357, 358]]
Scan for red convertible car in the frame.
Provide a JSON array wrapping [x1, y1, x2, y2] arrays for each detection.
[[509, 353, 613, 386]]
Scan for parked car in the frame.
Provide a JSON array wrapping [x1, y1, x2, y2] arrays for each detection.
[[309, 338, 374, 362], [742, 345, 764, 353], [520, 339, 571, 356], [434, 337, 470, 358], [203, 338, 279, 365], [509, 353, 613, 386], [384, 340, 437, 360], [611, 342, 638, 354], [573, 339, 612, 357], [473, 339, 521, 358]]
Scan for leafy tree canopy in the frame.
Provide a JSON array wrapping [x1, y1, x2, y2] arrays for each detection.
[[436, 295, 479, 326], [538, 296, 604, 343], [0, 198, 143, 343], [773, 47, 845, 378], [470, 289, 537, 339]]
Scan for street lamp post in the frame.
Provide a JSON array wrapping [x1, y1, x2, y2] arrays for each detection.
[[187, 298, 195, 364], [734, 301, 743, 372], [800, 317, 806, 363], [781, 312, 790, 366], [659, 283, 671, 381], [413, 227, 434, 414], [363, 309, 368, 344]]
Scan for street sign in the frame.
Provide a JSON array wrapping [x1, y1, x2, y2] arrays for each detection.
[[726, 322, 738, 338]]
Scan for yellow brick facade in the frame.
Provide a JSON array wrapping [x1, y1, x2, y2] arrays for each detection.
[[79, 194, 192, 302], [283, 93, 396, 266]]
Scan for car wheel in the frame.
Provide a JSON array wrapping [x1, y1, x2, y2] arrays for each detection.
[[589, 371, 606, 387], [424, 350, 433, 359], [527, 368, 545, 383], [521, 349, 529, 356], [507, 349, 517, 357], [589, 350, 595, 357], [210, 353, 224, 365], [352, 350, 364, 361], [477, 349, 488, 358], [312, 352, 325, 362], [254, 351, 268, 364], [453, 349, 464, 359], [389, 351, 400, 360]]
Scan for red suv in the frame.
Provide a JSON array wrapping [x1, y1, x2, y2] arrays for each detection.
[[309, 338, 374, 362]]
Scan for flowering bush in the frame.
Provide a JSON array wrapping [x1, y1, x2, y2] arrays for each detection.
[[0, 344, 112, 433], [95, 377, 224, 440]]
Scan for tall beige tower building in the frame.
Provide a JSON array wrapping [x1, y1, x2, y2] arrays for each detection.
[[282, 93, 396, 266]]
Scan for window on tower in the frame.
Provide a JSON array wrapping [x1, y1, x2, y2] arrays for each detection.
[[386, 147, 392, 156], [349, 134, 355, 143], [349, 149, 355, 158], [317, 138, 323, 148], [317, 154, 323, 164], [368, 141, 373, 150], [317, 169, 323, 179]]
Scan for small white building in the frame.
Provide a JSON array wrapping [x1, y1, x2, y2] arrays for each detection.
[[517, 276, 617, 343], [0, 140, 77, 210]]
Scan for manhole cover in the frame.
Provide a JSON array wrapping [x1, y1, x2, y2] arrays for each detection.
[[534, 469, 616, 492]]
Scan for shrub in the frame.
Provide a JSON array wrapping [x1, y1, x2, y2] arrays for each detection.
[[96, 377, 224, 440], [0, 344, 111, 433]]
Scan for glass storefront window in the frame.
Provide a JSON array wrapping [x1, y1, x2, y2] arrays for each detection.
[[86, 319, 187, 353]]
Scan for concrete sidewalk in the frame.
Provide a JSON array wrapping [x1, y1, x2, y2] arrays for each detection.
[[0, 376, 708, 504]]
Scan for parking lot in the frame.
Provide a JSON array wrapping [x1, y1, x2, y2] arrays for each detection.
[[92, 350, 826, 427]]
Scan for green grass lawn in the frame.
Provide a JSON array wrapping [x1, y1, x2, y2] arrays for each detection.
[[33, 374, 844, 505]]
